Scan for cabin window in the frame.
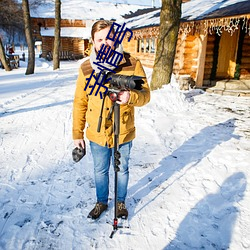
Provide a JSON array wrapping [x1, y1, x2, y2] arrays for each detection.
[[137, 38, 145, 53], [137, 39, 141, 53], [150, 38, 155, 53], [141, 38, 145, 52], [146, 38, 150, 53], [137, 38, 156, 54]]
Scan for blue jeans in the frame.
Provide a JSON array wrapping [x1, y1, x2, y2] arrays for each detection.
[[90, 141, 132, 205]]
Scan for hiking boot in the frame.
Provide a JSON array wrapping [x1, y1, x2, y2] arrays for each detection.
[[87, 202, 108, 220], [117, 202, 128, 219]]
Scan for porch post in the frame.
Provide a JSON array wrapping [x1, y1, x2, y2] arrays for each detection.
[[195, 32, 207, 88]]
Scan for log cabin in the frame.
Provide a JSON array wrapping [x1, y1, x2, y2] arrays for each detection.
[[30, 1, 152, 61], [122, 0, 250, 94], [31, 18, 92, 60]]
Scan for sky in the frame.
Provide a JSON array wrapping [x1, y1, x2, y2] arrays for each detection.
[[0, 48, 249, 250]]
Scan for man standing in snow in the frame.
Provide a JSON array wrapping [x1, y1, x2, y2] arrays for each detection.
[[72, 20, 150, 220]]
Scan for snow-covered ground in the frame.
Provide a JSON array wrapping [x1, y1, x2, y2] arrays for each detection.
[[0, 49, 250, 250]]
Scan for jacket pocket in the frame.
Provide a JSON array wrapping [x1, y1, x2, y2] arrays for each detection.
[[120, 106, 134, 134]]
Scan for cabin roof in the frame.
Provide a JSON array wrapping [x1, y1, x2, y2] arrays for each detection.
[[182, 0, 250, 21], [124, 0, 250, 30], [30, 0, 151, 21], [124, 8, 160, 30]]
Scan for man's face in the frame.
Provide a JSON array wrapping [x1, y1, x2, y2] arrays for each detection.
[[93, 27, 115, 53]]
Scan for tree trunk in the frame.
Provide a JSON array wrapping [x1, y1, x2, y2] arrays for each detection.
[[53, 0, 61, 70], [151, 0, 182, 90], [22, 0, 35, 75], [0, 37, 11, 71]]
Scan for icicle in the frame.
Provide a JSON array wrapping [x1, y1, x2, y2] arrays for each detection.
[[179, 15, 250, 37]]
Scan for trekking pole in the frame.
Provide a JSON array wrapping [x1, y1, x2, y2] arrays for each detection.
[[110, 101, 121, 238]]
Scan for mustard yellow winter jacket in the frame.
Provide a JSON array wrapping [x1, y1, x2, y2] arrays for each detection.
[[72, 52, 150, 148]]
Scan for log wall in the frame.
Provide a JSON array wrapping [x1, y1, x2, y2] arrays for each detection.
[[125, 29, 200, 81], [122, 37, 156, 68], [32, 18, 86, 29], [240, 34, 250, 79], [203, 34, 216, 82], [172, 33, 200, 83], [173, 34, 185, 74], [41, 37, 87, 58]]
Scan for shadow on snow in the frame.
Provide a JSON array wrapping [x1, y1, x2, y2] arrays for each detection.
[[128, 118, 239, 213], [0, 100, 73, 117], [164, 172, 247, 249]]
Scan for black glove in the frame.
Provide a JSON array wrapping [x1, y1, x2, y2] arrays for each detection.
[[72, 146, 86, 162]]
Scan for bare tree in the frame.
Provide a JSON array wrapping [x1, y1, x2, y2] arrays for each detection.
[[0, 0, 23, 71], [53, 0, 61, 70], [0, 0, 24, 36], [151, 0, 182, 90], [22, 0, 35, 75], [29, 0, 47, 8], [0, 37, 11, 71]]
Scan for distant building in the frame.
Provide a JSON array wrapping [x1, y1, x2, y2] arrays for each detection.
[[30, 1, 151, 60]]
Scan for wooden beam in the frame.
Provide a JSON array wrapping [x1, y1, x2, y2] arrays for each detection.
[[195, 33, 207, 87]]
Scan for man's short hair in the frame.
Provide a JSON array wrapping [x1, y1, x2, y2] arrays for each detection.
[[91, 20, 115, 41]]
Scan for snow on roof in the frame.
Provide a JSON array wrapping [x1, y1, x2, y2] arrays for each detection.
[[30, 0, 151, 21], [91, 0, 161, 7], [40, 27, 92, 39], [125, 8, 160, 30], [182, 0, 250, 21], [124, 0, 250, 30]]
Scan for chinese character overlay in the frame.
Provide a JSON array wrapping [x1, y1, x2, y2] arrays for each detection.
[[106, 22, 133, 47], [93, 44, 123, 73], [84, 70, 111, 99], [86, 22, 133, 99]]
